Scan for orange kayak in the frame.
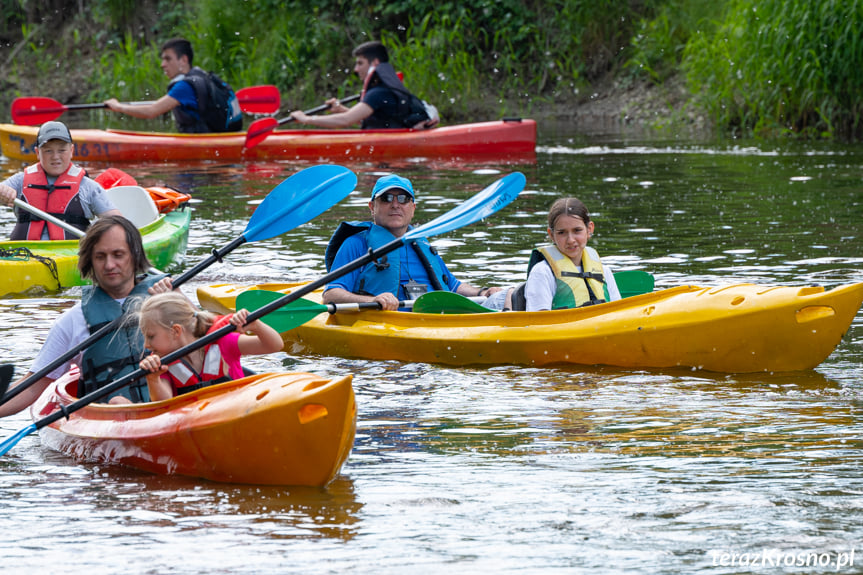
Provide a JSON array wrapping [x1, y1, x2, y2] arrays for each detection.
[[30, 366, 357, 486], [0, 119, 536, 162]]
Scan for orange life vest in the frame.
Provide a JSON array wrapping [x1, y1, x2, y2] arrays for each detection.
[[12, 163, 88, 240]]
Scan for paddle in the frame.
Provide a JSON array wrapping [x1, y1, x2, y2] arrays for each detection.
[[412, 291, 493, 314], [411, 271, 656, 314], [231, 171, 526, 332], [7, 197, 165, 276], [614, 270, 654, 299], [11, 85, 281, 125], [406, 271, 655, 313], [0, 171, 523, 456], [235, 290, 491, 331], [244, 94, 361, 149], [238, 292, 400, 331], [0, 365, 13, 400], [238, 269, 655, 325], [0, 164, 356, 408]]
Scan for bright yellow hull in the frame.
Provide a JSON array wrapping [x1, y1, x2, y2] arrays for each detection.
[[197, 281, 863, 373], [0, 206, 190, 297]]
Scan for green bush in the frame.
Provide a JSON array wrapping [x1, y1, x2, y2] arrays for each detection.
[[684, 0, 863, 138]]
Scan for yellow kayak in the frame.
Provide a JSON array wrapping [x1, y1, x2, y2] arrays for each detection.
[[197, 281, 863, 373], [0, 194, 190, 297]]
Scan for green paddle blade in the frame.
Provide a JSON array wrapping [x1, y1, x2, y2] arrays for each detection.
[[236, 290, 328, 332], [412, 291, 494, 314], [614, 270, 655, 299]]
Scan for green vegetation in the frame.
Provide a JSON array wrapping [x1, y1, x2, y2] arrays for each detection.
[[684, 0, 863, 138], [1, 0, 861, 138]]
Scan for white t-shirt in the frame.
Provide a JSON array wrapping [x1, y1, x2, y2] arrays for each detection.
[[525, 246, 620, 311], [30, 294, 132, 380], [30, 303, 89, 380]]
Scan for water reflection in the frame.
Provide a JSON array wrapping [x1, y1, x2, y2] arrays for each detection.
[[1, 131, 862, 573]]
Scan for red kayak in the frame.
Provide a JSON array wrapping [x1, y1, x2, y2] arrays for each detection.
[[0, 119, 536, 162]]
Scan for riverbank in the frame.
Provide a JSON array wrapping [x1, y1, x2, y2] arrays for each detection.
[[1, 36, 700, 135]]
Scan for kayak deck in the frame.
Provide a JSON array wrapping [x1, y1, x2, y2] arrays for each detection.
[[0, 205, 190, 297], [198, 281, 863, 373], [31, 367, 357, 486]]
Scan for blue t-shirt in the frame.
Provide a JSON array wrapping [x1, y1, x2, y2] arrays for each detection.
[[167, 79, 201, 118], [326, 233, 461, 300]]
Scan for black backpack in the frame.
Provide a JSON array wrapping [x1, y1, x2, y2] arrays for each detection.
[[183, 68, 243, 132]]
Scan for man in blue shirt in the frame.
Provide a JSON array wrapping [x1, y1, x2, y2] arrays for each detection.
[[289, 41, 437, 130], [104, 38, 209, 133], [324, 174, 499, 311]]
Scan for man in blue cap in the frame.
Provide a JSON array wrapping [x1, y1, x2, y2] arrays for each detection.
[[323, 174, 499, 310]]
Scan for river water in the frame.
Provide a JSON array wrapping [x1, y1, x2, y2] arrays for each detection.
[[1, 122, 862, 574]]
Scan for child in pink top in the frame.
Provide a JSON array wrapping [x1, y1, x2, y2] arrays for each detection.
[[138, 292, 283, 401]]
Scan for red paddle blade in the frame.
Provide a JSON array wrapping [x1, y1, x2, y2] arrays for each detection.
[[236, 85, 280, 114], [244, 117, 279, 149], [11, 97, 66, 125]]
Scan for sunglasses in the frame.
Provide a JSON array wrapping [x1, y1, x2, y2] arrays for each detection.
[[376, 192, 413, 204]]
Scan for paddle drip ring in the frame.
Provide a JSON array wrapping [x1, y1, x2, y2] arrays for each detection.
[[0, 246, 61, 289]]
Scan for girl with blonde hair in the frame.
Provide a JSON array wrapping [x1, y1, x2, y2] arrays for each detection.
[[138, 292, 283, 401]]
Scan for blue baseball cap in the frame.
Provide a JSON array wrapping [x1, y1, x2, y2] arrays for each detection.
[[371, 174, 415, 200]]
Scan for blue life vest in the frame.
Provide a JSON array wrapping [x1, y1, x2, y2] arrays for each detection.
[[79, 274, 165, 402], [325, 221, 448, 297]]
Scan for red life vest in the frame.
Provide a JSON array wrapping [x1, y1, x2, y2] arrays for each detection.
[[165, 315, 244, 395], [12, 163, 88, 240]]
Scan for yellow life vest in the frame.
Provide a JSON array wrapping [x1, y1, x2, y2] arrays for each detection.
[[535, 245, 607, 309]]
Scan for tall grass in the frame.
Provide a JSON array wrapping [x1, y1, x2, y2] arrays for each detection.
[[626, 0, 721, 84], [36, 0, 863, 137], [381, 14, 483, 118], [684, 0, 863, 138], [80, 0, 670, 122]]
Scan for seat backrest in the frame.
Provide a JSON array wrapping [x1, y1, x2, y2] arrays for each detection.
[[105, 186, 160, 228]]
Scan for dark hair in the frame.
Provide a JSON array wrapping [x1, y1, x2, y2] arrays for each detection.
[[352, 41, 389, 63], [78, 215, 151, 281], [161, 38, 194, 66], [547, 197, 591, 230]]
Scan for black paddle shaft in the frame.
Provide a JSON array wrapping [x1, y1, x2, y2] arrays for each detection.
[[0, 236, 248, 405], [277, 94, 361, 127], [30, 234, 410, 430]]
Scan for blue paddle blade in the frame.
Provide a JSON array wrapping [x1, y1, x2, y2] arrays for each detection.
[[404, 172, 525, 241], [0, 422, 36, 457], [243, 165, 357, 242]]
